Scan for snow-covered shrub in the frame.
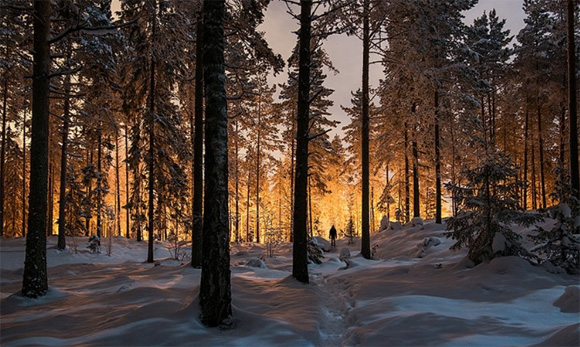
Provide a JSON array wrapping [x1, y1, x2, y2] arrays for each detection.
[[166, 231, 188, 261], [379, 216, 389, 232], [87, 235, 101, 253], [313, 236, 331, 252], [530, 168, 580, 275], [246, 258, 267, 268], [371, 244, 379, 259], [307, 238, 324, 264], [411, 217, 424, 227], [339, 247, 351, 261], [414, 237, 441, 258], [342, 216, 356, 245], [445, 150, 540, 265]]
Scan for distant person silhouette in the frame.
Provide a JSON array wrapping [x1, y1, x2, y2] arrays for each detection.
[[329, 225, 337, 247]]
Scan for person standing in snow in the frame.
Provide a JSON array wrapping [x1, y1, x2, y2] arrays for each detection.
[[329, 225, 337, 247]]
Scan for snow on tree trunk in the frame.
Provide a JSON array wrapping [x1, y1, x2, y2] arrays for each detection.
[[199, 0, 232, 327]]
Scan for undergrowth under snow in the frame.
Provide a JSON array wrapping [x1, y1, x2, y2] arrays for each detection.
[[1, 219, 578, 346]]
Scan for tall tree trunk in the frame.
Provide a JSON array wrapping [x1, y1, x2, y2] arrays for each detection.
[[560, 100, 566, 166], [115, 129, 121, 237], [146, 1, 157, 263], [22, 114, 26, 237], [360, 0, 371, 259], [192, 8, 204, 267], [386, 163, 390, 221], [47, 162, 53, 236], [292, 0, 312, 284], [308, 175, 313, 238], [568, 0, 579, 197], [536, 101, 546, 209], [234, 121, 239, 243], [289, 116, 295, 242], [246, 170, 251, 241], [57, 73, 71, 250], [531, 131, 537, 210], [412, 105, 420, 219], [200, 0, 232, 327], [434, 89, 442, 224], [0, 77, 7, 237], [22, 0, 50, 298], [124, 123, 130, 238], [96, 127, 102, 238], [523, 93, 529, 210], [86, 148, 92, 236], [255, 99, 261, 244], [404, 121, 409, 223]]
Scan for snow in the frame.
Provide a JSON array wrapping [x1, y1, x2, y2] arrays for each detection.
[[1, 219, 579, 346]]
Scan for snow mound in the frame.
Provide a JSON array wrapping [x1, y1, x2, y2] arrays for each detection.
[[414, 237, 442, 258], [388, 221, 402, 230], [246, 258, 267, 268], [553, 286, 580, 313], [339, 248, 351, 261], [411, 217, 424, 227], [492, 232, 511, 253], [313, 236, 331, 252], [379, 216, 389, 231]]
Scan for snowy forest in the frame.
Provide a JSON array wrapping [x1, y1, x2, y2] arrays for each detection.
[[1, 0, 580, 345]]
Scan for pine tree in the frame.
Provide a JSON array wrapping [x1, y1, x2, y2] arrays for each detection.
[[22, 0, 51, 298], [199, 0, 232, 327], [445, 116, 540, 265], [530, 166, 580, 274]]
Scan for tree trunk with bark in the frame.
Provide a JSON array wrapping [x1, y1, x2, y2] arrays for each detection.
[[412, 104, 420, 218], [360, 0, 371, 259], [146, 1, 157, 263], [292, 0, 312, 284], [199, 0, 232, 327], [568, 0, 579, 197], [57, 73, 71, 249], [192, 9, 204, 267], [404, 121, 409, 222], [22, 0, 51, 298], [124, 123, 130, 238], [0, 77, 7, 237], [434, 89, 441, 224]]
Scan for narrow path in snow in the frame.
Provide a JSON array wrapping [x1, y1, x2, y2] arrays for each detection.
[[311, 266, 355, 346]]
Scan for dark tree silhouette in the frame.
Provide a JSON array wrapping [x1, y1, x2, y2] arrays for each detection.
[[22, 0, 50, 298], [199, 0, 232, 327]]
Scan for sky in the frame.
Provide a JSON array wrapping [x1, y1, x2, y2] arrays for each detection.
[[259, 0, 527, 138]]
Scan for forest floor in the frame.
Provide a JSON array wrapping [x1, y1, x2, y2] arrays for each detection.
[[1, 219, 579, 346]]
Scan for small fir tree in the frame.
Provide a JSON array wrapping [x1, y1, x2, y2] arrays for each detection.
[[530, 166, 580, 274], [445, 116, 540, 265]]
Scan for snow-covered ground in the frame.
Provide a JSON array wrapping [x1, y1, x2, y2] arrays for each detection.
[[1, 220, 579, 346]]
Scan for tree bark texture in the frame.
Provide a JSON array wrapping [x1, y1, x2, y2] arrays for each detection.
[[412, 104, 420, 218], [147, 1, 157, 263], [292, 0, 312, 284], [360, 0, 371, 259], [434, 89, 442, 224], [57, 73, 71, 250], [200, 0, 232, 327], [22, 0, 50, 298], [568, 0, 579, 197], [192, 8, 204, 267], [0, 77, 7, 237]]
